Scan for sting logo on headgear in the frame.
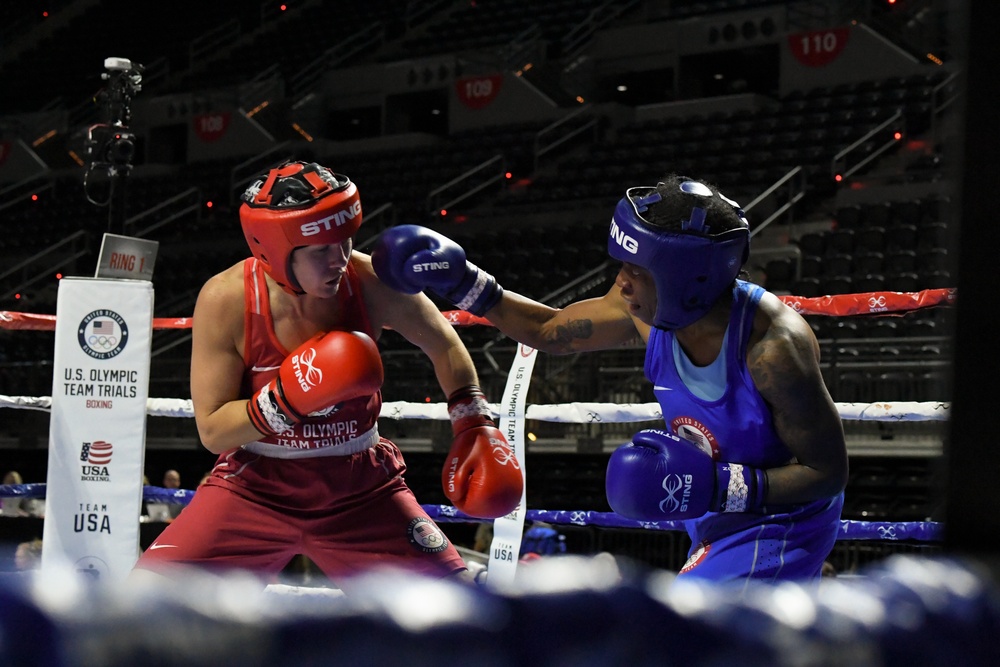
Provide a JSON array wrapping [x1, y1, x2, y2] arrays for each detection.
[[607, 179, 750, 330], [240, 161, 361, 295]]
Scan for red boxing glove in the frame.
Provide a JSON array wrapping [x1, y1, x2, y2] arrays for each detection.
[[247, 330, 383, 436], [442, 385, 523, 519]]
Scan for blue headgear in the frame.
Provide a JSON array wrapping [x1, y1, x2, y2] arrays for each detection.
[[607, 180, 750, 330]]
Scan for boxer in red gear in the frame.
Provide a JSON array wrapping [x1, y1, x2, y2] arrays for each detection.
[[132, 161, 510, 586]]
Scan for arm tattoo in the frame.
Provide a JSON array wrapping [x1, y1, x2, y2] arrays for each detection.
[[749, 321, 818, 416], [548, 319, 593, 351], [748, 322, 795, 399]]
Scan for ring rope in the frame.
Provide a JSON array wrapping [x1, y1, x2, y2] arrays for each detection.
[[0, 483, 943, 543], [0, 395, 951, 422], [1, 290, 951, 552], [0, 287, 958, 331]]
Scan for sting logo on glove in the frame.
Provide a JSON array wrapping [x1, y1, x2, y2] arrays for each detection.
[[291, 347, 323, 392], [607, 429, 769, 521], [660, 474, 694, 514], [491, 437, 519, 467]]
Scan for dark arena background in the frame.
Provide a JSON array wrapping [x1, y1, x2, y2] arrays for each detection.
[[2, 1, 999, 665]]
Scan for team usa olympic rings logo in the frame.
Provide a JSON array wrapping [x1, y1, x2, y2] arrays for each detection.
[[77, 310, 128, 360]]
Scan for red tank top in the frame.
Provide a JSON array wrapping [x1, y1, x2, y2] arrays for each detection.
[[240, 258, 382, 454]]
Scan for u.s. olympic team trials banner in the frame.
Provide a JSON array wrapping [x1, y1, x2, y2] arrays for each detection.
[[41, 278, 153, 583]]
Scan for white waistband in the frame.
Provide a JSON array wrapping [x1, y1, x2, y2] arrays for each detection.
[[242, 424, 380, 459]]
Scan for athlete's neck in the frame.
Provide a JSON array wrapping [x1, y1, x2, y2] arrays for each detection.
[[673, 295, 731, 367]]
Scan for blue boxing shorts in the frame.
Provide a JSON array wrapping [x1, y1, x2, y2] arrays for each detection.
[[677, 493, 844, 584]]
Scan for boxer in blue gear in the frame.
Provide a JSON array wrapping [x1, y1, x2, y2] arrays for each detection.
[[371, 174, 848, 585]]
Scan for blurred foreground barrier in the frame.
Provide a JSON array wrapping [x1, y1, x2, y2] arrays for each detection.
[[0, 553, 997, 667]]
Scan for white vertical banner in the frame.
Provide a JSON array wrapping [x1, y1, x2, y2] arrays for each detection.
[[488, 343, 538, 589], [41, 278, 153, 584]]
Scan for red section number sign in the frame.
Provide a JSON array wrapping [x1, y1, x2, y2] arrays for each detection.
[[193, 112, 231, 143], [456, 75, 503, 110], [788, 28, 850, 68]]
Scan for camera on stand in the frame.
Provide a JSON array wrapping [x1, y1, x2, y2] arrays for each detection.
[[85, 57, 144, 174], [84, 57, 145, 231]]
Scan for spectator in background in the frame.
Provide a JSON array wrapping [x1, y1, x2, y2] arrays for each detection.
[[2, 470, 44, 518], [14, 538, 43, 571], [163, 469, 181, 489], [162, 469, 185, 519], [143, 470, 181, 523]]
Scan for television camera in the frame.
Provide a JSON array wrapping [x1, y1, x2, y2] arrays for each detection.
[[86, 57, 144, 174], [84, 58, 145, 230]]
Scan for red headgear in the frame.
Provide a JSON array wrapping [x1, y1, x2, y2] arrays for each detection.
[[239, 161, 362, 295]]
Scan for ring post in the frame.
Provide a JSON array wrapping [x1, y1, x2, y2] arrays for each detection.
[[40, 273, 154, 584]]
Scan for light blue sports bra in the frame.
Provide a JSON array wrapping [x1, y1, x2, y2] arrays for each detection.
[[672, 327, 729, 401]]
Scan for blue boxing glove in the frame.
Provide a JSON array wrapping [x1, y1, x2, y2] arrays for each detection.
[[370, 224, 503, 316], [605, 429, 768, 521]]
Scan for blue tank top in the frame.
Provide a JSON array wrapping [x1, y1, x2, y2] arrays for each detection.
[[645, 280, 841, 551], [645, 280, 790, 468]]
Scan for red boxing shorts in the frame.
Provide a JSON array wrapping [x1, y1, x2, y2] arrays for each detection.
[[134, 438, 465, 583]]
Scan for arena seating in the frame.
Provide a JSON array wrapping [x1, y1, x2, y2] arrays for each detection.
[[0, 0, 960, 576]]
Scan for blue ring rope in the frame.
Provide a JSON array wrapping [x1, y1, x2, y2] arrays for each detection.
[[2, 483, 942, 542]]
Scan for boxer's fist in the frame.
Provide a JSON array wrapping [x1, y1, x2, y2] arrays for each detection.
[[442, 385, 522, 518], [247, 330, 383, 436], [443, 424, 523, 519], [606, 430, 716, 520], [370, 224, 503, 316], [605, 430, 768, 521]]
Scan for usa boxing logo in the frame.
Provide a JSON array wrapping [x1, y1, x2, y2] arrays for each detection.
[[77, 310, 128, 360], [292, 347, 323, 392], [659, 473, 694, 514], [80, 441, 113, 482]]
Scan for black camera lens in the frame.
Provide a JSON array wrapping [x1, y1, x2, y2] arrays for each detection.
[[109, 132, 135, 164]]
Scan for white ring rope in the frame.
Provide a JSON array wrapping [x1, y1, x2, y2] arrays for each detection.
[[0, 394, 952, 422]]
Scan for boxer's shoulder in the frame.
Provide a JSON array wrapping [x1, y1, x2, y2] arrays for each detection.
[[194, 262, 247, 323]]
